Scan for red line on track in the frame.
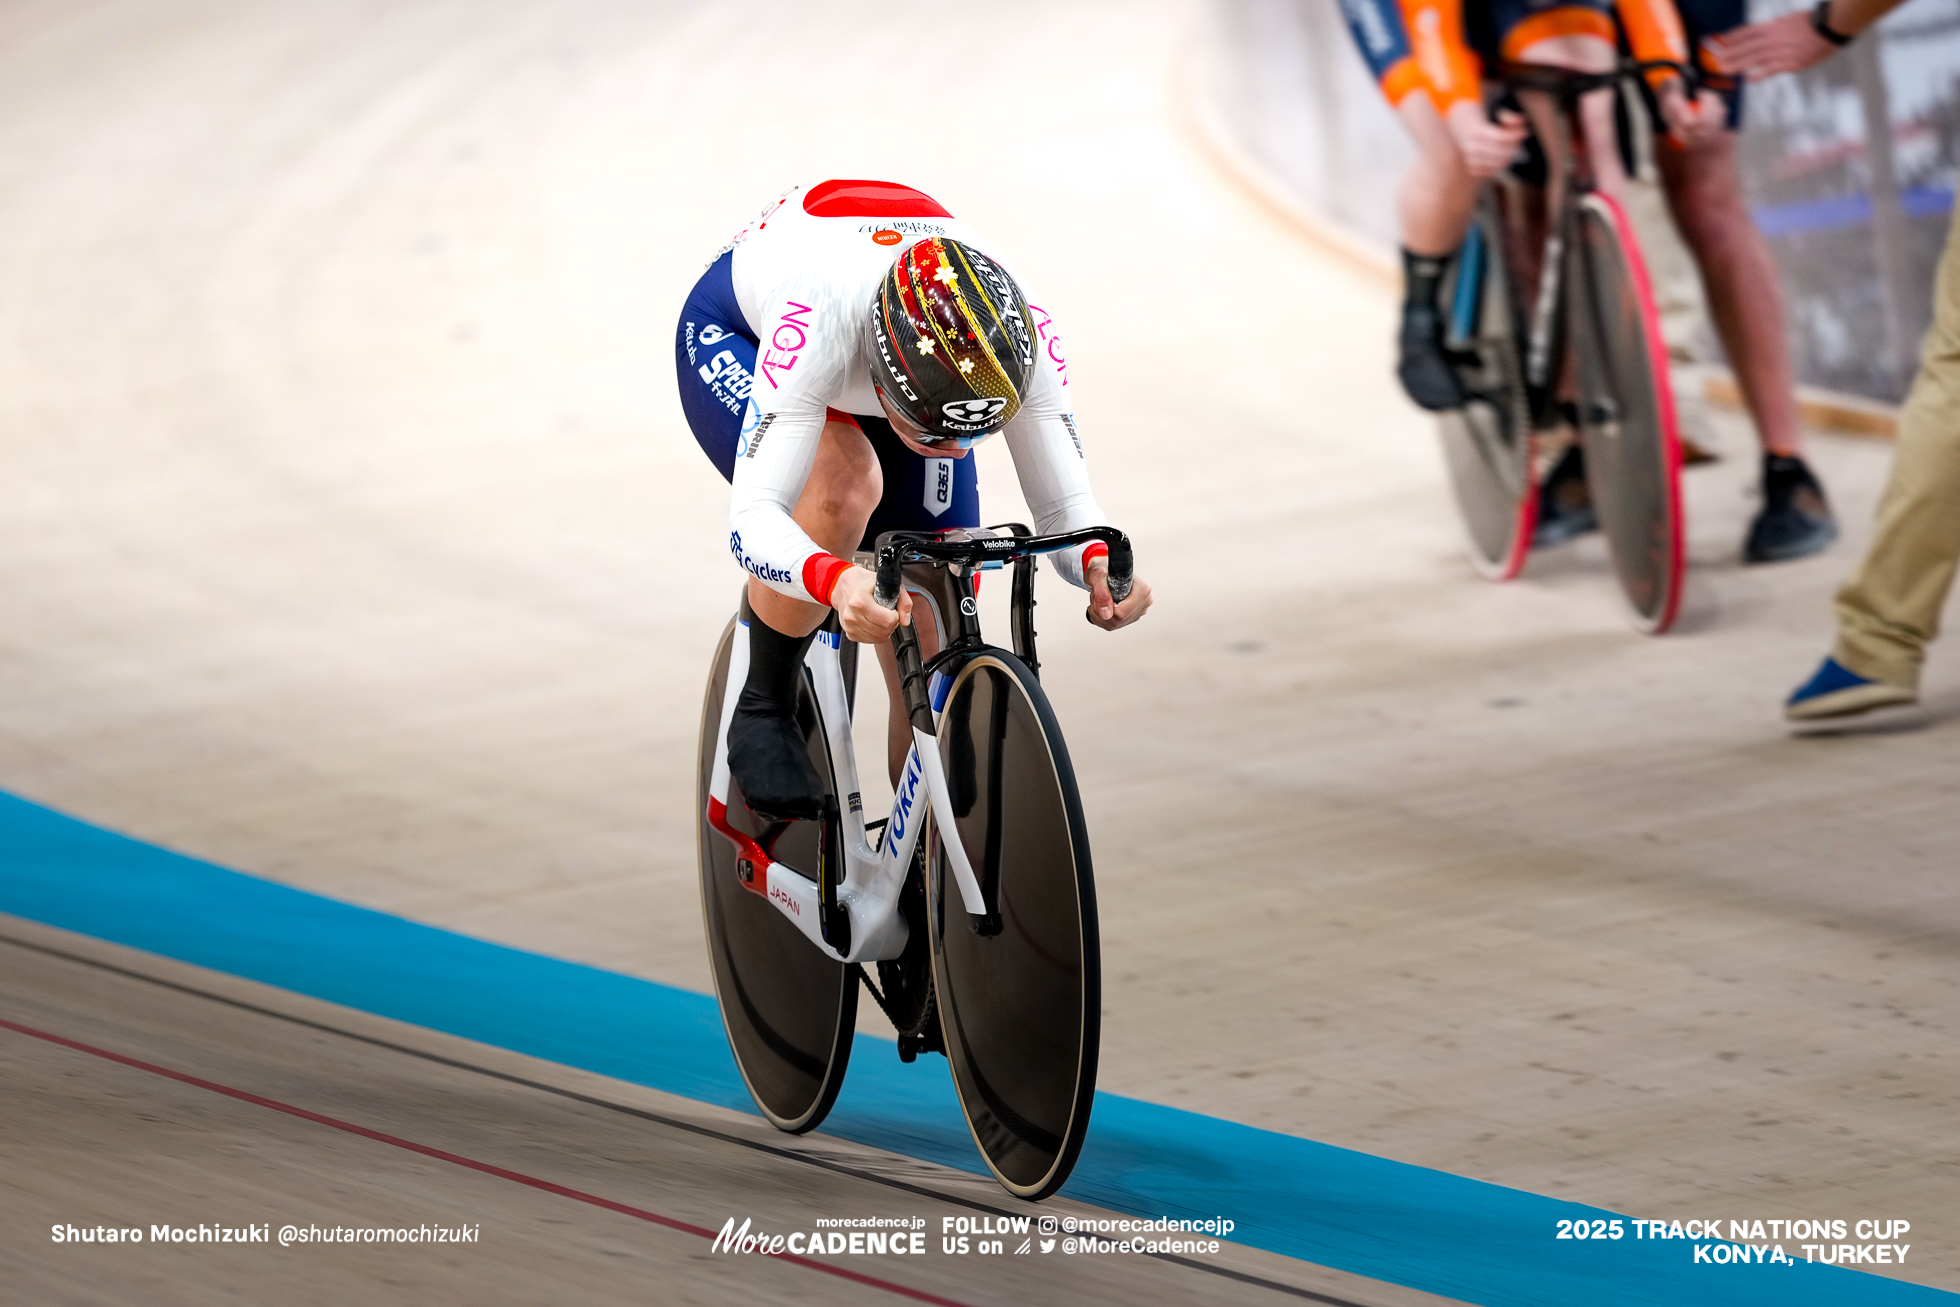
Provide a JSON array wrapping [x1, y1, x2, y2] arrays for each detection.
[[0, 1015, 974, 1307]]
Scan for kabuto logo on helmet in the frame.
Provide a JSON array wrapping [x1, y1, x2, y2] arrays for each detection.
[[941, 397, 1009, 427]]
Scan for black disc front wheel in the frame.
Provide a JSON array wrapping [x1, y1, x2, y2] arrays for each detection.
[[929, 649, 1099, 1200], [1566, 191, 1685, 633], [696, 615, 856, 1132]]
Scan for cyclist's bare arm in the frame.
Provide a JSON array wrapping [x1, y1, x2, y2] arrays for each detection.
[[1713, 0, 1896, 78]]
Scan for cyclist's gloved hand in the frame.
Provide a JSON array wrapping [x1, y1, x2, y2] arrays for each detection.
[[1085, 558, 1153, 632], [1655, 78, 1726, 145], [832, 564, 913, 643], [1445, 103, 1527, 180]]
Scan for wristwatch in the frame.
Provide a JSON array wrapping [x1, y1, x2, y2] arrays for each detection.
[[1810, 0, 1855, 45]]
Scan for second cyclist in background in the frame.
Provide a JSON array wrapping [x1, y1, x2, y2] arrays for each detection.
[[1340, 0, 1838, 563]]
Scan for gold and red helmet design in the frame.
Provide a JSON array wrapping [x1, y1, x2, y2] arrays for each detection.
[[869, 238, 1036, 445]]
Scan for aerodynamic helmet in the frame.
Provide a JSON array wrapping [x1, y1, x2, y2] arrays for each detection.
[[869, 238, 1036, 447]]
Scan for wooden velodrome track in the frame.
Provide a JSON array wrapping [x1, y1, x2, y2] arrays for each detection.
[[0, 0, 1954, 1302]]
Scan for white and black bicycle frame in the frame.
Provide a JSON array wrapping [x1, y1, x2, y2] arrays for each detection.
[[703, 525, 1133, 966]]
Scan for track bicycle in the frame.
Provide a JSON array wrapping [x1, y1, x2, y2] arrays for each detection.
[[696, 524, 1133, 1200], [1436, 58, 1718, 633]]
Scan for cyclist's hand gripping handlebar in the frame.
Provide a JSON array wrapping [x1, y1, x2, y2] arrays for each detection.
[[1105, 536, 1134, 604], [873, 550, 904, 612]]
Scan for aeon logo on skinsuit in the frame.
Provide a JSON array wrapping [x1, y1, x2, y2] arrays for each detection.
[[1029, 304, 1067, 385], [888, 752, 925, 842], [760, 301, 815, 389]]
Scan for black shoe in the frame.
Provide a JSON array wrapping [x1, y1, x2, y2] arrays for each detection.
[[727, 608, 827, 821], [1746, 453, 1837, 563], [1533, 444, 1597, 547], [727, 701, 826, 821], [1397, 304, 1467, 412]]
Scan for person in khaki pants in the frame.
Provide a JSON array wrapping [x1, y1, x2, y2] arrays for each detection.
[[1721, 0, 1960, 720]]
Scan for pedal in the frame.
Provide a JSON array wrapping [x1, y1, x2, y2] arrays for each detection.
[[970, 911, 1001, 937], [817, 797, 851, 955]]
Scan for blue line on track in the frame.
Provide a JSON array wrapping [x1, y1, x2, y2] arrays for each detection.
[[1, 789, 1950, 1307], [1752, 186, 1954, 239]]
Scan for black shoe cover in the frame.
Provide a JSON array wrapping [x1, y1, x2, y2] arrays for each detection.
[[1533, 444, 1598, 548], [1746, 453, 1837, 564], [727, 610, 827, 821], [1397, 305, 1467, 412], [728, 702, 826, 821]]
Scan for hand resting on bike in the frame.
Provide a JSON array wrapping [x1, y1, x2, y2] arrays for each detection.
[[1086, 557, 1153, 631], [1444, 103, 1528, 180], [832, 564, 913, 644]]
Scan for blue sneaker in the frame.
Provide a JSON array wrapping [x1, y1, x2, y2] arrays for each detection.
[[1784, 656, 1916, 722]]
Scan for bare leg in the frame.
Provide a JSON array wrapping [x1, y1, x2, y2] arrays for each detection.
[[1656, 133, 1804, 457], [1512, 35, 1624, 198], [1396, 95, 1480, 256], [874, 598, 941, 786], [746, 418, 882, 636]]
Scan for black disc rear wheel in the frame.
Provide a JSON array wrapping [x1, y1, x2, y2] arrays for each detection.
[[929, 650, 1099, 1200], [696, 616, 856, 1132]]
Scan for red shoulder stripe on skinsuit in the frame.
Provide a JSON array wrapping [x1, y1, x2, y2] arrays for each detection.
[[803, 553, 851, 606], [802, 179, 953, 219]]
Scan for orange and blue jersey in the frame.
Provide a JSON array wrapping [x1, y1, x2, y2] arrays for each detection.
[[1341, 0, 1742, 116], [1338, 0, 1483, 113]]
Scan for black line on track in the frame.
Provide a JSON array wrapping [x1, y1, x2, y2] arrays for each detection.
[[0, 929, 1389, 1307]]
